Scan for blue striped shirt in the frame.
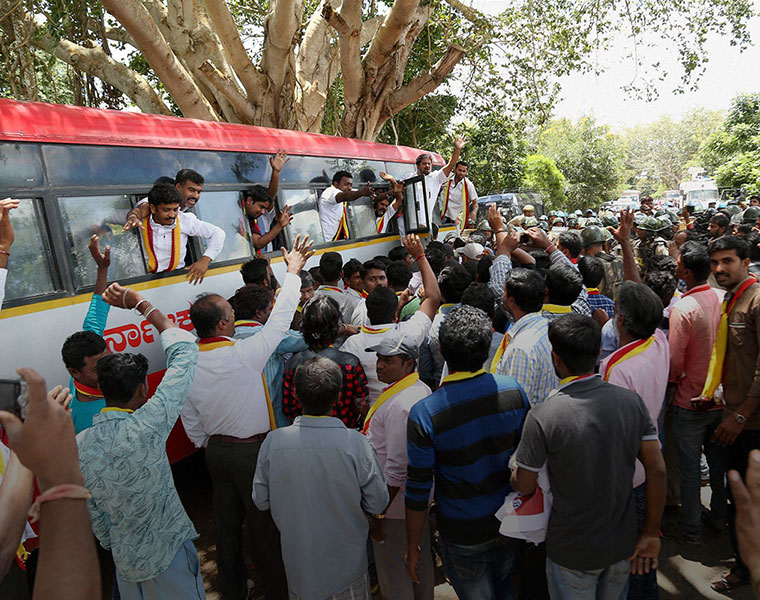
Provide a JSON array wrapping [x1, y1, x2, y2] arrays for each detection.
[[406, 371, 529, 545]]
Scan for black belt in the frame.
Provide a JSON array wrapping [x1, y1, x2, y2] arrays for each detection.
[[209, 432, 268, 444]]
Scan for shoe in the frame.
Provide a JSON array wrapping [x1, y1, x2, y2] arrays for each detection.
[[661, 522, 701, 544], [711, 571, 749, 592]]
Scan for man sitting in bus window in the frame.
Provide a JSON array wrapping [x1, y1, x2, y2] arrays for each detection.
[[374, 175, 405, 235], [123, 169, 205, 230], [318, 171, 374, 242], [242, 151, 291, 253], [242, 186, 293, 254], [62, 234, 112, 434], [140, 183, 225, 285]]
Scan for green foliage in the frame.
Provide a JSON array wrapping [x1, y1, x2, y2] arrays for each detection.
[[620, 109, 723, 195], [522, 154, 566, 209], [699, 93, 760, 193], [456, 112, 526, 194], [536, 117, 623, 211], [375, 93, 458, 150]]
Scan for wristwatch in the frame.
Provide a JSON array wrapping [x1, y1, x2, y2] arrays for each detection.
[[735, 412, 747, 424]]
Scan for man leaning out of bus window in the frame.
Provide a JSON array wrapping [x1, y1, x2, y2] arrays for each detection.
[[123, 169, 205, 230], [139, 184, 225, 285]]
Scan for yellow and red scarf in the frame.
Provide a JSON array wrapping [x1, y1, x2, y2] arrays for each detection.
[[333, 204, 349, 241], [74, 380, 103, 399], [361, 372, 419, 435], [361, 324, 394, 334], [701, 278, 755, 398], [490, 334, 510, 374], [586, 288, 600, 296], [441, 178, 470, 229], [196, 336, 235, 352], [142, 216, 181, 273], [603, 336, 655, 381]]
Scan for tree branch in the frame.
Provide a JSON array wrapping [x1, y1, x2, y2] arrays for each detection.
[[323, 0, 363, 104], [440, 0, 486, 25], [198, 60, 258, 123], [101, 0, 219, 120], [203, 0, 267, 104], [32, 32, 172, 115], [387, 44, 465, 114], [364, 0, 420, 73]]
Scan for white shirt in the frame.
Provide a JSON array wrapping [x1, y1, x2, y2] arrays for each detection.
[[180, 272, 300, 447], [0, 268, 6, 313], [376, 201, 398, 234], [143, 211, 225, 272], [318, 186, 346, 241], [253, 206, 276, 253], [439, 176, 478, 221], [365, 378, 432, 519], [350, 298, 367, 326], [340, 311, 433, 402], [314, 284, 356, 323]]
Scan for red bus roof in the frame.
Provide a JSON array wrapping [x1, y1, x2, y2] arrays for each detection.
[[0, 98, 444, 165]]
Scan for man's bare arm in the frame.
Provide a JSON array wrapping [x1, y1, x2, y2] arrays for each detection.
[[442, 138, 465, 177], [268, 150, 289, 198], [253, 206, 293, 250], [123, 202, 150, 231]]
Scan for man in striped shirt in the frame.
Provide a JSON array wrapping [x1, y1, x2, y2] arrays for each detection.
[[405, 305, 529, 598]]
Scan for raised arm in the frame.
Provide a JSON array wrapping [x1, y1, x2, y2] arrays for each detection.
[[267, 150, 289, 198], [101, 282, 174, 333], [335, 185, 375, 204], [0, 368, 100, 600], [442, 137, 465, 177], [88, 234, 111, 296], [0, 198, 19, 271], [403, 235, 440, 320], [252, 206, 293, 250], [608, 209, 641, 283]]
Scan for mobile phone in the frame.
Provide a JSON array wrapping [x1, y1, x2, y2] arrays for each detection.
[[0, 378, 29, 420]]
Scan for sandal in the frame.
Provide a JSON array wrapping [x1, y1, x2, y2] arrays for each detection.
[[710, 571, 749, 592]]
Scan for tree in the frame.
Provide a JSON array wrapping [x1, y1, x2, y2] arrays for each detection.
[[700, 93, 760, 192], [522, 154, 566, 209], [620, 109, 723, 195], [537, 117, 623, 210], [0, 0, 753, 141]]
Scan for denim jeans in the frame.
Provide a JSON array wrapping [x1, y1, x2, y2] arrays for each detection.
[[439, 536, 518, 600], [672, 407, 727, 536], [546, 557, 630, 600]]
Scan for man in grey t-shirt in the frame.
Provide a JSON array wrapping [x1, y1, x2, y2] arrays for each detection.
[[510, 314, 666, 600]]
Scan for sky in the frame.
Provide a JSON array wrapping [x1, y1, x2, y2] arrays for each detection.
[[469, 0, 760, 130]]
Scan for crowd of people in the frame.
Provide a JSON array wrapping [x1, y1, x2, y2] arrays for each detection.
[[1, 163, 760, 600]]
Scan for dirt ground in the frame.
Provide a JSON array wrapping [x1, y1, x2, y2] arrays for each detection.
[[94, 450, 755, 600]]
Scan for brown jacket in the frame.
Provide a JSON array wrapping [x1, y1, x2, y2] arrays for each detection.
[[724, 277, 760, 430]]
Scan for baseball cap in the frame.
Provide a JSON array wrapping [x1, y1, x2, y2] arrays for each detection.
[[456, 242, 485, 260], [365, 331, 419, 359]]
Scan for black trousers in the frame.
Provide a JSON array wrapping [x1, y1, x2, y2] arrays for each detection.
[[205, 438, 288, 600], [726, 427, 760, 577]]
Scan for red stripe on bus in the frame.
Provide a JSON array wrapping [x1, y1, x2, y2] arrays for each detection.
[[0, 99, 444, 165]]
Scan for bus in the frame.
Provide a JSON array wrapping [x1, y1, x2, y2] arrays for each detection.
[[0, 98, 445, 461]]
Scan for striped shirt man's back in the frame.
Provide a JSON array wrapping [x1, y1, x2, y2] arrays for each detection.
[[406, 371, 529, 545]]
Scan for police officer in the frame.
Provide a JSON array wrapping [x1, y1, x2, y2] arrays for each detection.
[[631, 215, 669, 270], [581, 225, 623, 298]]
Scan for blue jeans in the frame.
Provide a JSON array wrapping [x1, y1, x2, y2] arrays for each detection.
[[439, 536, 518, 600], [672, 407, 727, 536], [546, 557, 630, 600]]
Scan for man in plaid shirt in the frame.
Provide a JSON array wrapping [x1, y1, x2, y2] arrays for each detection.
[[283, 295, 369, 428], [579, 255, 616, 318]]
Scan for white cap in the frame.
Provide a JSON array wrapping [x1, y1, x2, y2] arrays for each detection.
[[457, 242, 485, 260]]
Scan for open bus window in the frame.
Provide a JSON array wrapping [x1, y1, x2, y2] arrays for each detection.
[[4, 199, 57, 302], [401, 175, 429, 233], [193, 191, 254, 262], [280, 188, 324, 246], [59, 195, 147, 288]]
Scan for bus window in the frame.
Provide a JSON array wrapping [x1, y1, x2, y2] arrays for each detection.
[[59, 195, 147, 288], [4, 199, 57, 302], [401, 175, 429, 233], [42, 145, 181, 187], [0, 143, 44, 188], [348, 192, 384, 239], [178, 151, 268, 184], [280, 188, 324, 246], [193, 191, 253, 262], [384, 161, 416, 181]]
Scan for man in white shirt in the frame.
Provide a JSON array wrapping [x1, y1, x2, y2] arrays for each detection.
[[318, 171, 374, 241], [374, 178, 405, 235], [315, 251, 358, 322], [180, 235, 314, 600], [341, 235, 440, 401], [242, 151, 291, 253], [439, 161, 478, 230], [403, 137, 465, 232], [139, 183, 225, 285], [0, 198, 19, 312]]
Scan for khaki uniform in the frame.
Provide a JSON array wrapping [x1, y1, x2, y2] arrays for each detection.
[[631, 237, 668, 269], [597, 251, 624, 299]]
